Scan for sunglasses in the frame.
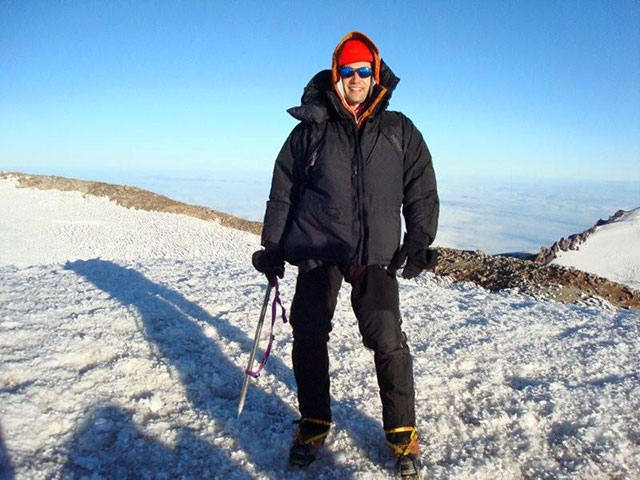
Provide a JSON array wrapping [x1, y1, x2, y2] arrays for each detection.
[[339, 65, 373, 79]]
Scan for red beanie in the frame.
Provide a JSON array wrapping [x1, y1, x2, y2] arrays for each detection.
[[338, 39, 374, 66]]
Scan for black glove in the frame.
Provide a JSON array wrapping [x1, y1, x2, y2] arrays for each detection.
[[388, 236, 438, 279], [402, 248, 438, 279], [252, 242, 285, 281]]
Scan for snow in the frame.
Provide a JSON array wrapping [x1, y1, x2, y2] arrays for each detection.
[[552, 208, 640, 291], [0, 176, 639, 479]]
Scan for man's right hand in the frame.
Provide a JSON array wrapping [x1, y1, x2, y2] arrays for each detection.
[[252, 243, 285, 280]]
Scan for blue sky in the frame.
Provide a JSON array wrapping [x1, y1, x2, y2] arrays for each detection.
[[1, 0, 639, 181]]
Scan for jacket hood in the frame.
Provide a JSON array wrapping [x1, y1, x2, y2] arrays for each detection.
[[288, 31, 400, 125], [331, 31, 381, 87]]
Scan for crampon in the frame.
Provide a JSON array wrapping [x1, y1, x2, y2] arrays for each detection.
[[386, 426, 423, 479], [288, 418, 331, 468]]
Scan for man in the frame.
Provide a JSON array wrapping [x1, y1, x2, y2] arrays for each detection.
[[253, 31, 439, 479]]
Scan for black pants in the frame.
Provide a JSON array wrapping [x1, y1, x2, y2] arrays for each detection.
[[290, 264, 415, 430]]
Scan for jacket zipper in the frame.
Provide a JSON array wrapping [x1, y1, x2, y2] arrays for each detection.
[[299, 150, 318, 199], [354, 123, 366, 265]]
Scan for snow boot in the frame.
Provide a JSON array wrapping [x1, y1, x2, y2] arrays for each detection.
[[289, 417, 331, 468], [386, 427, 423, 479]]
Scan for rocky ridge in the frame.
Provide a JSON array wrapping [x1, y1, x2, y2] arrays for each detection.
[[535, 209, 628, 264], [436, 247, 638, 310], [3, 171, 639, 310]]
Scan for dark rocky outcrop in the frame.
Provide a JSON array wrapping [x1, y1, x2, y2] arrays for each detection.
[[435, 247, 639, 310], [535, 210, 627, 264]]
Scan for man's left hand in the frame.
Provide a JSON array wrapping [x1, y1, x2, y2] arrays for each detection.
[[401, 248, 438, 279], [388, 245, 438, 279]]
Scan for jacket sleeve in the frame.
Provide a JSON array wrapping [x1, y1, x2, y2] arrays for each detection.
[[261, 124, 304, 249], [401, 116, 439, 247]]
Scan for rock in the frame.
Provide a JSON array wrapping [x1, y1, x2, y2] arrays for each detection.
[[436, 247, 639, 310], [534, 208, 632, 265]]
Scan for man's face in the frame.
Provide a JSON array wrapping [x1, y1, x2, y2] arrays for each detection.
[[340, 61, 372, 106]]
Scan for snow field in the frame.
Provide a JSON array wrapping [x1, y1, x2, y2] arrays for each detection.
[[552, 207, 640, 291], [0, 178, 257, 265], [0, 178, 639, 479]]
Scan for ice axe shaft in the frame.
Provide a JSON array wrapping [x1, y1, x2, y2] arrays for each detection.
[[237, 282, 273, 418]]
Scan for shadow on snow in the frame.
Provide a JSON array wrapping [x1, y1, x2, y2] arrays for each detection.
[[62, 404, 237, 480], [0, 423, 14, 480], [65, 259, 390, 479]]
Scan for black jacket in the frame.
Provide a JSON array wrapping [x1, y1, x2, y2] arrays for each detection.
[[261, 32, 439, 267]]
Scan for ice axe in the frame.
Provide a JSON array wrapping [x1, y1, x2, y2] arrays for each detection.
[[237, 278, 287, 418]]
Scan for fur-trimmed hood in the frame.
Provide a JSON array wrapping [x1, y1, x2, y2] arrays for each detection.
[[287, 31, 400, 126]]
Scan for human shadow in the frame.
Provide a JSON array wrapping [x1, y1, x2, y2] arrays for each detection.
[[65, 259, 386, 477], [0, 423, 14, 480], [62, 403, 244, 479]]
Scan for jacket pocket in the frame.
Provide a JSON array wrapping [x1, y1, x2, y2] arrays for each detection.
[[366, 202, 402, 264], [284, 190, 353, 262]]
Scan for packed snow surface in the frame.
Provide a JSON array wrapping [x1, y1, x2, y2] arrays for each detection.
[[1, 177, 639, 479], [552, 207, 640, 291]]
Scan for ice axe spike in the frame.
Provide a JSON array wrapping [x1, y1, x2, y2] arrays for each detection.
[[237, 281, 273, 418]]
